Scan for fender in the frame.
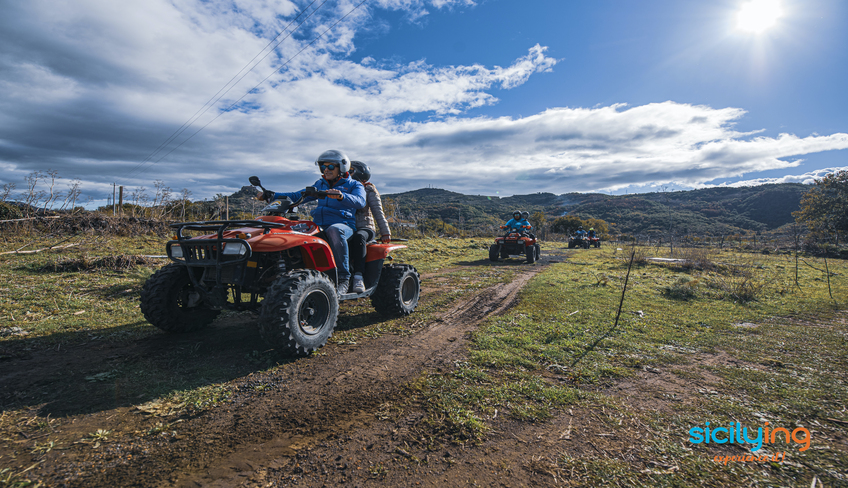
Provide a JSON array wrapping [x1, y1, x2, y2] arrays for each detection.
[[249, 233, 336, 271], [365, 243, 407, 262]]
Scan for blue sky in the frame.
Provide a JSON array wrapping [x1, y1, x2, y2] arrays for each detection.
[[1, 0, 846, 207]]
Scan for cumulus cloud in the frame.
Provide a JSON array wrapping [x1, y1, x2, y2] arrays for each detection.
[[0, 0, 846, 206], [715, 166, 848, 187]]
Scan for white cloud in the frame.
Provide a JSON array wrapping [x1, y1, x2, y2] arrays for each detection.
[[716, 166, 848, 187], [0, 0, 846, 204]]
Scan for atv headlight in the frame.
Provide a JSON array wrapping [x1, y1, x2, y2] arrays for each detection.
[[223, 242, 247, 256], [170, 244, 183, 258]]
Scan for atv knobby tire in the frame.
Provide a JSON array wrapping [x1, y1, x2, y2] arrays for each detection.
[[535, 244, 541, 260], [526, 245, 536, 263], [489, 244, 500, 262], [371, 264, 420, 316], [140, 263, 220, 332], [259, 269, 338, 355]]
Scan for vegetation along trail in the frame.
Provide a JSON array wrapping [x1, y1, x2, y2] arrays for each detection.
[[0, 240, 556, 487], [2, 235, 847, 487]]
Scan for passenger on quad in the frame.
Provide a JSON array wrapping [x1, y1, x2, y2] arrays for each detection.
[[348, 160, 391, 294], [521, 211, 535, 239], [262, 150, 365, 294]]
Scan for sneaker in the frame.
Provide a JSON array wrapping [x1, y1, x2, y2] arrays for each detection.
[[337, 280, 349, 295], [351, 273, 365, 293]]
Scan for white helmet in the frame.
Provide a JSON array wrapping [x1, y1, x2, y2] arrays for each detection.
[[315, 150, 351, 174]]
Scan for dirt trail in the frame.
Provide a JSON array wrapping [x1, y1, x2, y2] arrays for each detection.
[[12, 256, 549, 487]]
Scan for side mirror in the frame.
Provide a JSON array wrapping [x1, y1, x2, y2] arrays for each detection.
[[249, 176, 261, 187]]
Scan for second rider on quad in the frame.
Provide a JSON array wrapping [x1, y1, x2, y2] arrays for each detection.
[[348, 160, 391, 294]]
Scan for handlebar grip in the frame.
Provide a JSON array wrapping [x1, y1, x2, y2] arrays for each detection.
[[304, 186, 329, 198]]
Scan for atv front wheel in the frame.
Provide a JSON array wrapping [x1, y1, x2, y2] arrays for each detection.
[[140, 264, 220, 332], [526, 245, 536, 263], [489, 244, 499, 262], [535, 244, 541, 260], [259, 270, 339, 355], [371, 264, 420, 316]]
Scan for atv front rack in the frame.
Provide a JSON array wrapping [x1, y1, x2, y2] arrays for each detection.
[[166, 220, 291, 307], [167, 220, 289, 265]]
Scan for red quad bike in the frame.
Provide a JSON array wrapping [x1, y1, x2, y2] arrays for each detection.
[[489, 225, 540, 263], [588, 235, 601, 248], [140, 176, 421, 356]]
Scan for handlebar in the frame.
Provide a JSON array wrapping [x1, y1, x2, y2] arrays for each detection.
[[304, 186, 329, 199]]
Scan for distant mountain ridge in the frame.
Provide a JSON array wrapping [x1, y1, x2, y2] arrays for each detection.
[[381, 183, 810, 235]]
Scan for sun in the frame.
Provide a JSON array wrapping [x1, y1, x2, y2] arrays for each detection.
[[736, 0, 783, 33]]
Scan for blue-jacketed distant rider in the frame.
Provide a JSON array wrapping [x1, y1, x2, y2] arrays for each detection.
[[267, 150, 366, 294], [503, 210, 530, 233], [575, 226, 587, 239]]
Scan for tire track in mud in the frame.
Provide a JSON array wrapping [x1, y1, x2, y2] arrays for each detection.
[[50, 262, 549, 487]]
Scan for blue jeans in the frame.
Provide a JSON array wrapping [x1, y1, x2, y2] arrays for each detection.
[[323, 223, 355, 282]]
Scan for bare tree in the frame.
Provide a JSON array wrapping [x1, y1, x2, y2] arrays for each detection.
[[130, 187, 147, 217], [1, 182, 15, 202], [41, 169, 61, 210], [59, 179, 83, 212], [151, 180, 172, 219], [21, 171, 45, 217], [179, 188, 192, 220]]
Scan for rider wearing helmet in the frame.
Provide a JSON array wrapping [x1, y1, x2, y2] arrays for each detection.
[[575, 225, 587, 239], [347, 160, 391, 294], [503, 210, 524, 233], [588, 227, 596, 239], [520, 211, 535, 238], [267, 150, 366, 294]]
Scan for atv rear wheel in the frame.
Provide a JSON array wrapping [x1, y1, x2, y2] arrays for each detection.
[[371, 264, 420, 316], [140, 263, 220, 332], [489, 244, 499, 262], [259, 270, 338, 355], [526, 245, 536, 263]]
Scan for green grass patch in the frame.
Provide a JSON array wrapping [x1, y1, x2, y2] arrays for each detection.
[[414, 245, 848, 485]]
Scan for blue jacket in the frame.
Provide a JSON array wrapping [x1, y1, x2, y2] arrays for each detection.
[[505, 218, 531, 231], [274, 176, 366, 228]]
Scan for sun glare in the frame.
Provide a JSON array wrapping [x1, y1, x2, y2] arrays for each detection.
[[736, 0, 783, 33]]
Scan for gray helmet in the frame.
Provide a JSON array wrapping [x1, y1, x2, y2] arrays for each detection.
[[315, 149, 351, 174], [349, 160, 371, 183], [512, 210, 521, 219], [521, 211, 529, 220]]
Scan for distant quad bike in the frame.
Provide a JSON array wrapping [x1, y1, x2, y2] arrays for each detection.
[[140, 176, 420, 356], [567, 233, 590, 249], [588, 235, 601, 248], [489, 225, 540, 263]]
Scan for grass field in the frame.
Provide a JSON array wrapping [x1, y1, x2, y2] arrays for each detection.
[[2, 234, 847, 486], [416, 244, 848, 486]]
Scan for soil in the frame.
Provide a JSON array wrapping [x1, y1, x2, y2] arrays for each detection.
[[1, 250, 835, 487]]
